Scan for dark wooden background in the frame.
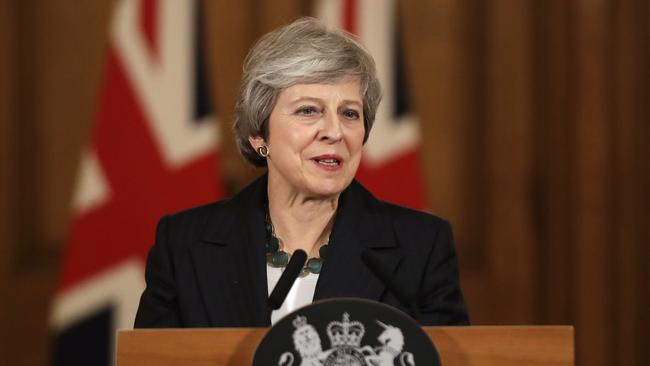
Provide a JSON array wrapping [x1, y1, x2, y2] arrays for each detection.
[[1, 0, 648, 365]]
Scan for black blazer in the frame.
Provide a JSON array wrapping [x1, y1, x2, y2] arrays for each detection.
[[134, 175, 469, 328]]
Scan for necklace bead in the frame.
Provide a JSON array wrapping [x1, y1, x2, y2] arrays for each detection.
[[265, 207, 329, 275], [306, 257, 323, 274], [318, 245, 329, 259], [270, 250, 289, 267], [266, 236, 280, 253]]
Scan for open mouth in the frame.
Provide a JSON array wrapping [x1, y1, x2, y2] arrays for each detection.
[[312, 155, 343, 168]]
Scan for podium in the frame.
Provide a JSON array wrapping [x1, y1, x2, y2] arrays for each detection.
[[117, 326, 573, 365]]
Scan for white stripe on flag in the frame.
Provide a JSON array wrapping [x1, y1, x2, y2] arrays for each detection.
[[51, 259, 145, 332]]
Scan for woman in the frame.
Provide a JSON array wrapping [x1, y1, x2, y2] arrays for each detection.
[[134, 17, 468, 328]]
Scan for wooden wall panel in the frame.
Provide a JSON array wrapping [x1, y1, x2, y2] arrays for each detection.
[[572, 1, 615, 365], [3, 1, 112, 364], [11, 0, 111, 256], [31, 1, 112, 250], [201, 0, 257, 193], [401, 0, 648, 364], [482, 0, 536, 323], [401, 0, 539, 324], [534, 0, 574, 325], [641, 126, 650, 366], [639, 1, 650, 350], [399, 1, 467, 226], [0, 0, 16, 360], [612, 1, 648, 364]]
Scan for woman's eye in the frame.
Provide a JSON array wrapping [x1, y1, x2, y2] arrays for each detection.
[[296, 106, 319, 116], [343, 109, 360, 119]]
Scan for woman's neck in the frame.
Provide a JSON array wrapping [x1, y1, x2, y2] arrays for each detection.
[[267, 183, 338, 258]]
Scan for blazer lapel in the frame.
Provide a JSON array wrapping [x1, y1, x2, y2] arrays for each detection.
[[191, 176, 271, 327], [314, 181, 403, 302]]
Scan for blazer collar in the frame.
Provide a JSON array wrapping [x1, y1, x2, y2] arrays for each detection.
[[314, 180, 401, 300], [199, 173, 268, 246], [192, 174, 270, 326], [198, 175, 398, 249]]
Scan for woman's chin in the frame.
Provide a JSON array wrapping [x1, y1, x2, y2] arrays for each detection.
[[305, 179, 350, 199]]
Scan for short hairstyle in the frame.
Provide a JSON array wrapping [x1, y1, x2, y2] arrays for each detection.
[[233, 17, 382, 167]]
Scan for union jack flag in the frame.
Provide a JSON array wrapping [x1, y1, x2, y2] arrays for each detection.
[[50, 1, 222, 364]]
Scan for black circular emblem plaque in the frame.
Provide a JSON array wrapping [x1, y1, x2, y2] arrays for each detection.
[[253, 298, 440, 366]]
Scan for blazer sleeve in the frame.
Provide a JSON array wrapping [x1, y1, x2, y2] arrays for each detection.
[[417, 220, 470, 325], [134, 215, 182, 328]]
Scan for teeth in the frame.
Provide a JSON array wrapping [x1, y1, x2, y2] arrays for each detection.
[[317, 158, 339, 166]]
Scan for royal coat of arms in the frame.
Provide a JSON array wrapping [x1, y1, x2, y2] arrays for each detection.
[[277, 313, 415, 366]]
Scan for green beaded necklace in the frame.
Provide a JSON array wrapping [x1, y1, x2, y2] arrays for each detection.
[[265, 210, 329, 276]]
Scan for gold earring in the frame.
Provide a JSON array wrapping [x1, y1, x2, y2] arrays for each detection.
[[257, 145, 269, 157]]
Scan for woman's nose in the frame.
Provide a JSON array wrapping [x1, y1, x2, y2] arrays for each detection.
[[319, 112, 343, 142]]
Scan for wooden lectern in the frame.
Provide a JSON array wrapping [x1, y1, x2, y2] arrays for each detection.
[[117, 326, 573, 365]]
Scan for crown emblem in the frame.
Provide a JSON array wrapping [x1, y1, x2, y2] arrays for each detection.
[[292, 315, 308, 329], [326, 313, 365, 348]]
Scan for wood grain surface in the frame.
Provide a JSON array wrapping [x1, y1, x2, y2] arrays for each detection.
[[117, 326, 573, 366]]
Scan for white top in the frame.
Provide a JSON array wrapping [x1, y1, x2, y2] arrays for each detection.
[[267, 265, 319, 324]]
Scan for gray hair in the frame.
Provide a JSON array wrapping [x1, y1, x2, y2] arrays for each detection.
[[233, 17, 382, 167]]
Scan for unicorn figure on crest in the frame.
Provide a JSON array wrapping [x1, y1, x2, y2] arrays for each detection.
[[360, 320, 415, 366]]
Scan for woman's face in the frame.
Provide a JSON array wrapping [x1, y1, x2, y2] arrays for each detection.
[[251, 78, 365, 198]]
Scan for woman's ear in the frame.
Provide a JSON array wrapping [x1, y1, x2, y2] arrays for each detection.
[[248, 136, 266, 150]]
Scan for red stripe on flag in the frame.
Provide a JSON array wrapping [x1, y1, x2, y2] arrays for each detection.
[[140, 0, 158, 60], [356, 149, 427, 210], [343, 0, 358, 35]]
